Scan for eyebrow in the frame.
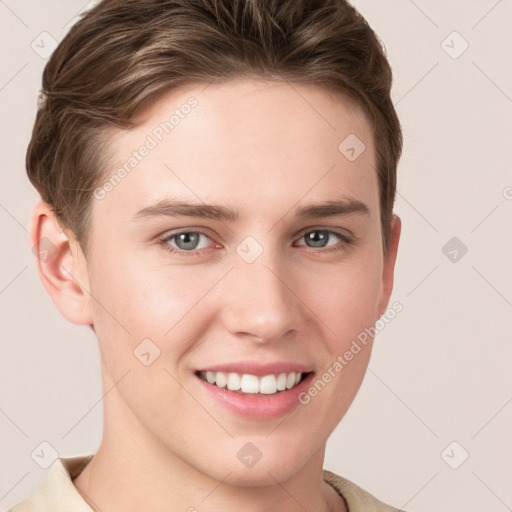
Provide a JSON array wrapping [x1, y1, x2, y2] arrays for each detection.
[[132, 197, 370, 222]]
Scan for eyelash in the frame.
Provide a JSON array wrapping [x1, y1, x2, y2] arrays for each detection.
[[157, 228, 354, 257]]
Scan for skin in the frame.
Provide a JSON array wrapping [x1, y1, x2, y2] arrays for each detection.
[[31, 78, 401, 512]]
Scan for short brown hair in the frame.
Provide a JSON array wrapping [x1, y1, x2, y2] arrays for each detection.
[[27, 0, 402, 256]]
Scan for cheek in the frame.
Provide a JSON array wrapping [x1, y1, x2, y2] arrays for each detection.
[[87, 252, 228, 368], [300, 255, 383, 351]]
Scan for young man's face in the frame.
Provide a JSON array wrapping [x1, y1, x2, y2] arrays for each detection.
[[78, 79, 399, 484]]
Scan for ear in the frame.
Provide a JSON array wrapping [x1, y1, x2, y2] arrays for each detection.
[[377, 214, 401, 317], [29, 201, 93, 326]]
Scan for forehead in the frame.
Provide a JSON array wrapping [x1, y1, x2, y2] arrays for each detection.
[[98, 79, 377, 219]]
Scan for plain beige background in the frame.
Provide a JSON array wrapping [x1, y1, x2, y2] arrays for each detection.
[[1, 1, 511, 511]]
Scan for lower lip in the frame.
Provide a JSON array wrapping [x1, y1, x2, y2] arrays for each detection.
[[194, 373, 315, 420]]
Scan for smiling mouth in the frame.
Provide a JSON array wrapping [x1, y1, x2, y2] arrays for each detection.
[[196, 370, 312, 396]]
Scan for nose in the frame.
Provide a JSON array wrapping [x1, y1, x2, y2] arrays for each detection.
[[218, 250, 305, 344]]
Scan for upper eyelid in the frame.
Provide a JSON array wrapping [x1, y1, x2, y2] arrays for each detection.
[[294, 226, 352, 238], [159, 227, 214, 241]]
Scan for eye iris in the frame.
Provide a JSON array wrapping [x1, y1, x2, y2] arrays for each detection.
[[175, 232, 200, 250], [305, 230, 329, 248]]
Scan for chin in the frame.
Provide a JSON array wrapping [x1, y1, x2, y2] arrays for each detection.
[[195, 435, 320, 487]]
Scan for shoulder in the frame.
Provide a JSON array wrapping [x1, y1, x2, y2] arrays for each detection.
[[9, 455, 94, 512], [323, 469, 407, 512]]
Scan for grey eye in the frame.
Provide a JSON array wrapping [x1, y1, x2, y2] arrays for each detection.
[[303, 230, 332, 248], [173, 232, 203, 250]]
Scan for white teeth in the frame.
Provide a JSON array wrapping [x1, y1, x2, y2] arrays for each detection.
[[259, 375, 277, 394], [215, 371, 227, 388], [227, 372, 241, 391], [200, 371, 305, 395], [240, 374, 260, 393], [276, 373, 287, 391]]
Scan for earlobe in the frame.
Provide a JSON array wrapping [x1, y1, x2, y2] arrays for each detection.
[[377, 214, 401, 317], [29, 201, 93, 326]]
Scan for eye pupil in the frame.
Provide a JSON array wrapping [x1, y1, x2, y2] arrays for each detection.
[[305, 230, 328, 248], [175, 232, 200, 250]]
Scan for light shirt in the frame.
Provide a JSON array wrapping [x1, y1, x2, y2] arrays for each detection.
[[9, 455, 404, 512]]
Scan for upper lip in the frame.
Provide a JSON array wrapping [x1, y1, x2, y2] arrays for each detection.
[[197, 361, 314, 377]]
